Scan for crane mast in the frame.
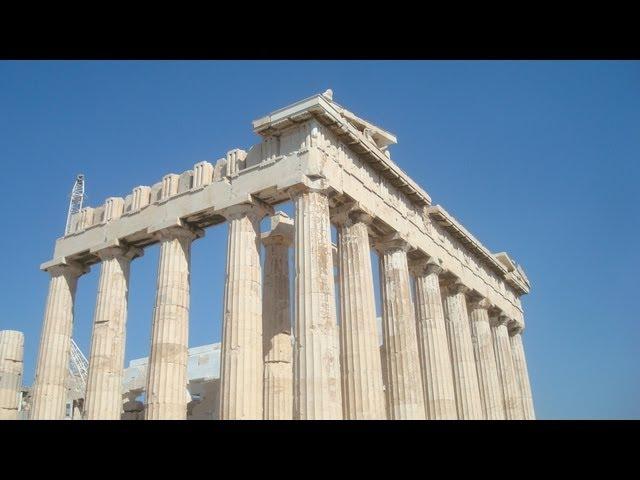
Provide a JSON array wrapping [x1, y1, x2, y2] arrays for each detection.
[[65, 174, 85, 235], [68, 339, 88, 397], [60, 175, 90, 418]]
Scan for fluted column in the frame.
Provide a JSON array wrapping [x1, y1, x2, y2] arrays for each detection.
[[491, 315, 523, 419], [31, 262, 86, 419], [145, 225, 202, 420], [380, 343, 390, 418], [411, 259, 457, 419], [0, 331, 24, 419], [292, 187, 342, 419], [335, 208, 386, 419], [261, 213, 294, 420], [509, 322, 535, 419], [442, 281, 483, 419], [468, 298, 505, 419], [375, 234, 426, 419], [220, 202, 271, 420], [84, 245, 142, 420]]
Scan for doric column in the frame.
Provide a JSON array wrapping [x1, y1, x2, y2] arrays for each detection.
[[219, 201, 271, 420], [468, 298, 505, 419], [442, 281, 483, 419], [261, 212, 294, 420], [335, 206, 386, 419], [145, 225, 202, 420], [291, 186, 342, 419], [262, 212, 294, 420], [375, 234, 426, 419], [410, 259, 457, 420], [0, 330, 24, 420], [31, 262, 87, 419], [380, 343, 390, 419], [509, 322, 535, 419], [84, 245, 142, 420], [491, 314, 524, 420]]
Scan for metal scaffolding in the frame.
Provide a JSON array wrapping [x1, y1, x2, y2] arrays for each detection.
[[65, 174, 85, 235]]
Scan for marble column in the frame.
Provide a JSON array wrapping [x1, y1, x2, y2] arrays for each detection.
[[380, 343, 390, 419], [335, 208, 386, 419], [375, 234, 426, 420], [31, 262, 86, 420], [509, 322, 535, 419], [468, 298, 505, 419], [84, 245, 142, 420], [220, 202, 271, 420], [442, 281, 483, 419], [261, 213, 294, 420], [292, 187, 342, 419], [411, 259, 457, 420], [0, 330, 24, 420], [491, 314, 523, 420], [145, 225, 202, 420]]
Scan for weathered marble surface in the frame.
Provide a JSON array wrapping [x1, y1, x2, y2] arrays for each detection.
[[145, 226, 202, 420], [32, 263, 86, 420], [468, 299, 505, 419], [376, 235, 426, 420], [84, 246, 141, 420], [442, 282, 483, 419], [492, 315, 524, 420], [292, 188, 342, 419], [219, 202, 270, 420], [411, 259, 457, 420], [262, 213, 294, 420], [509, 325, 536, 420], [0, 330, 24, 420], [336, 207, 386, 419]]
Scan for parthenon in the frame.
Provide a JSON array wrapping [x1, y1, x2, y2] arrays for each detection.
[[27, 90, 534, 420]]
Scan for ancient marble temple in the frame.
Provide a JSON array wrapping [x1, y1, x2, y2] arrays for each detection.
[[31, 91, 534, 420]]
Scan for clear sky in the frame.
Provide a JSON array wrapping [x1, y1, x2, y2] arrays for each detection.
[[1, 61, 638, 419]]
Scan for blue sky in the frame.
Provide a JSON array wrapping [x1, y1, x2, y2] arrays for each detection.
[[1, 61, 638, 419]]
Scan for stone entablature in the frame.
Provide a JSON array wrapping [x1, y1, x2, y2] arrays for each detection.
[[306, 118, 527, 323], [43, 93, 529, 329], [253, 93, 431, 207]]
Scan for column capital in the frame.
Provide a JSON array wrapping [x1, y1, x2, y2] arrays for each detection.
[[90, 241, 144, 262], [152, 224, 204, 242], [262, 233, 293, 247], [97, 245, 144, 262], [262, 212, 294, 247], [409, 257, 443, 277], [468, 297, 492, 311], [508, 319, 524, 336], [221, 197, 274, 222], [44, 260, 89, 278], [374, 232, 411, 254], [490, 314, 511, 328], [330, 201, 375, 227], [287, 182, 333, 201], [444, 279, 469, 296]]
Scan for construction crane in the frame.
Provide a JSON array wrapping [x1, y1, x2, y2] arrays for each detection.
[[62, 175, 90, 417], [68, 339, 88, 394], [63, 174, 89, 394], [65, 174, 85, 235], [65, 339, 89, 419]]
